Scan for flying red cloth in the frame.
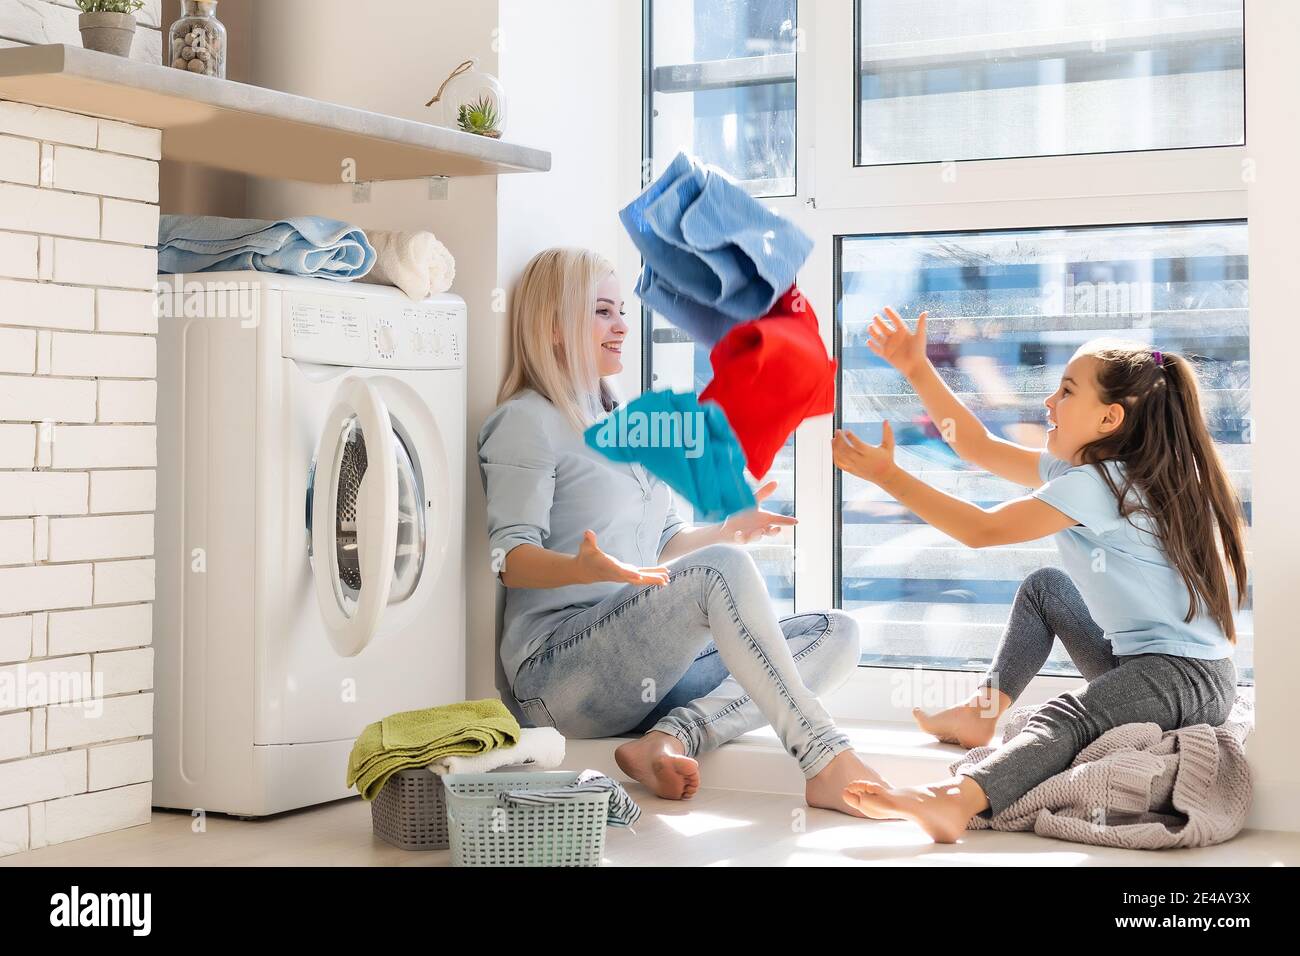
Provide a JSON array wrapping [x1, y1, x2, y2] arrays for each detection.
[[699, 286, 836, 480]]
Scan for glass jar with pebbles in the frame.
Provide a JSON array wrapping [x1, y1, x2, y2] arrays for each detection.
[[167, 0, 226, 79]]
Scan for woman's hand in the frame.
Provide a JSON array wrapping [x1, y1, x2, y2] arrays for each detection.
[[832, 422, 898, 485], [867, 307, 928, 379], [574, 530, 670, 587], [721, 480, 798, 544]]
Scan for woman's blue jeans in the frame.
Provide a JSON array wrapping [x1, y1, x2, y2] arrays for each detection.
[[509, 544, 860, 779]]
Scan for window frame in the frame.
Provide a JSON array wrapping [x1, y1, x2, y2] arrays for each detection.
[[849, 0, 1247, 170], [633, 0, 1252, 723]]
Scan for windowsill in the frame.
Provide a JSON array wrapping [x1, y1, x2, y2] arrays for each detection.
[[567, 678, 1256, 796], [565, 719, 965, 796]]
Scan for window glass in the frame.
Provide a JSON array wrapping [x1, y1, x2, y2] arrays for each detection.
[[837, 221, 1252, 681], [856, 0, 1245, 165], [651, 0, 797, 195]]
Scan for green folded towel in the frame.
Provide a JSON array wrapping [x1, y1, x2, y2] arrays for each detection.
[[346, 699, 521, 800]]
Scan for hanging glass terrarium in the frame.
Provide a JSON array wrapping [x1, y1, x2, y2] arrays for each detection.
[[426, 59, 507, 139]]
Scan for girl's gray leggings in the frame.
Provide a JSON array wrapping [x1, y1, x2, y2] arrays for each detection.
[[965, 567, 1237, 816]]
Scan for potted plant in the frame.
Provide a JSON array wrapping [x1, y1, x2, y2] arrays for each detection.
[[456, 95, 503, 139], [77, 0, 145, 58]]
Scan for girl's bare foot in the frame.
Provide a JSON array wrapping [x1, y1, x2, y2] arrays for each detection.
[[912, 686, 1011, 748], [842, 776, 988, 844], [614, 731, 701, 800], [805, 750, 888, 818]]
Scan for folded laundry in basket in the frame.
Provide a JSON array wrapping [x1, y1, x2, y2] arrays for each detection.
[[619, 151, 814, 347], [497, 769, 642, 828], [346, 698, 520, 801], [699, 286, 837, 481], [357, 229, 457, 300], [430, 726, 565, 775], [158, 215, 376, 280], [584, 389, 756, 523]]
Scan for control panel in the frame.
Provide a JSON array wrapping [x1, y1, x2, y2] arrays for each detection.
[[281, 291, 465, 369]]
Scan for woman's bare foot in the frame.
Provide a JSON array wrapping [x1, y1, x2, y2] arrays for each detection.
[[842, 776, 988, 843], [805, 750, 888, 818], [912, 686, 1011, 748], [614, 731, 701, 800]]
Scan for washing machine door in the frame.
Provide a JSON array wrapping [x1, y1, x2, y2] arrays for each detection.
[[309, 377, 400, 658]]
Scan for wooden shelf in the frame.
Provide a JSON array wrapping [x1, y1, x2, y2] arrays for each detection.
[[0, 44, 550, 183]]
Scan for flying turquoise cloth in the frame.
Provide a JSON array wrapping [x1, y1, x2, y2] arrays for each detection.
[[584, 390, 755, 523]]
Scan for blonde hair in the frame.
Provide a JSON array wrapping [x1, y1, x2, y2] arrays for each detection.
[[497, 247, 619, 431]]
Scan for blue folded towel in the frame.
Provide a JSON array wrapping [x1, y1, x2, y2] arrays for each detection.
[[619, 152, 813, 347], [158, 215, 376, 280]]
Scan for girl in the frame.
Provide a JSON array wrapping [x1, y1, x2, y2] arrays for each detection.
[[478, 247, 880, 815], [832, 308, 1245, 842]]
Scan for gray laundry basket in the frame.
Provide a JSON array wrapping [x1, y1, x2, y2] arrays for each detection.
[[370, 768, 449, 851], [442, 771, 610, 867]]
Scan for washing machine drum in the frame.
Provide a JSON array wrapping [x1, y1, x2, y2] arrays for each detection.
[[308, 378, 426, 657]]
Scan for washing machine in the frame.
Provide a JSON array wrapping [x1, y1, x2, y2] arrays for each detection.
[[153, 272, 467, 816]]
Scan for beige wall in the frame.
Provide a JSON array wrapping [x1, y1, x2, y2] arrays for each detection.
[[158, 0, 252, 216], [469, 0, 641, 698]]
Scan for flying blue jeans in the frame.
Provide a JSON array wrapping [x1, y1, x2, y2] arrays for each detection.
[[509, 544, 861, 779]]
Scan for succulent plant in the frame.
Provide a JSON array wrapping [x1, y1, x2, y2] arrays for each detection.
[[457, 95, 502, 138], [76, 0, 145, 13]]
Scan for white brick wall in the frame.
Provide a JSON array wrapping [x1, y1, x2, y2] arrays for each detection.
[[87, 739, 151, 791], [0, 614, 31, 662], [0, 423, 36, 467], [48, 514, 153, 562], [89, 470, 155, 514], [46, 693, 153, 750], [0, 182, 99, 238], [93, 558, 155, 605], [49, 424, 156, 468], [97, 289, 157, 335], [0, 100, 157, 856], [0, 134, 38, 185], [47, 602, 151, 655], [0, 233, 38, 280], [97, 380, 156, 423]]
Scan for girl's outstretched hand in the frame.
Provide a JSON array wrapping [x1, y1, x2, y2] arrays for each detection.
[[574, 530, 670, 587], [833, 422, 898, 484], [868, 307, 928, 378]]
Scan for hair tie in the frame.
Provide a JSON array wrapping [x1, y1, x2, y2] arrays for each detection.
[[1152, 350, 1164, 367]]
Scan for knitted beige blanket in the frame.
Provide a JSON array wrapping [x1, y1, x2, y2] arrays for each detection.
[[950, 696, 1254, 848]]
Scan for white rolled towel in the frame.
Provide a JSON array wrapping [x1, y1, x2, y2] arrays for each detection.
[[430, 727, 566, 776], [358, 229, 456, 300]]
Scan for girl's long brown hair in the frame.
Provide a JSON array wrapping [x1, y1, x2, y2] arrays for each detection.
[[1078, 342, 1247, 642]]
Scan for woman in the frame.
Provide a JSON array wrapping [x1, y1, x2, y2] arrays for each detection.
[[478, 248, 879, 815]]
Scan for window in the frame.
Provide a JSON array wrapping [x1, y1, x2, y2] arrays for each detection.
[[648, 0, 797, 195], [644, 0, 800, 614], [836, 221, 1252, 680], [633, 1, 1252, 702], [856, 0, 1245, 167]]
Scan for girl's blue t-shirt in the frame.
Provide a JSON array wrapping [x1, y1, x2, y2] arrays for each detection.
[[1031, 452, 1234, 660]]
